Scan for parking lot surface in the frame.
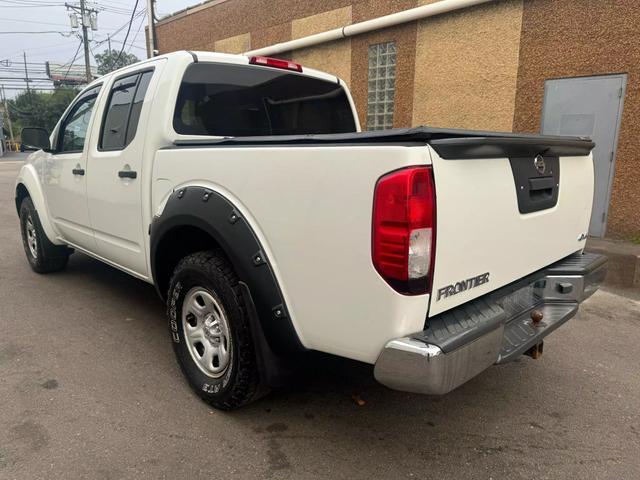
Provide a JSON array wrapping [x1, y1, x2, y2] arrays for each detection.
[[1, 161, 639, 479]]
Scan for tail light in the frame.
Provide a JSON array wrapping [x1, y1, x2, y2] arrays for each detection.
[[249, 56, 303, 72], [372, 166, 436, 295]]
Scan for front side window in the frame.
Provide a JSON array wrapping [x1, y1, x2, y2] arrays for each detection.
[[173, 62, 356, 136], [100, 70, 154, 150], [58, 86, 100, 153], [367, 42, 396, 131]]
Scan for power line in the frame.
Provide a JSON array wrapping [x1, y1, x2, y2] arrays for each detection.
[[115, 0, 140, 64], [0, 78, 52, 81], [0, 69, 48, 74], [0, 1, 66, 6], [0, 16, 121, 32], [0, 18, 70, 28], [0, 66, 47, 70], [99, 0, 132, 7], [0, 40, 81, 59], [98, 37, 146, 52], [128, 12, 146, 54], [93, 8, 146, 46], [0, 31, 74, 35], [0, 0, 66, 3], [2, 86, 57, 91], [63, 40, 84, 80]]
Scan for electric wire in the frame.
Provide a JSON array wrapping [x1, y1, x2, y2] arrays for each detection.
[[114, 0, 140, 64]]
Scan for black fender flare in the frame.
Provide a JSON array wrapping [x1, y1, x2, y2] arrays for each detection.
[[150, 186, 304, 356]]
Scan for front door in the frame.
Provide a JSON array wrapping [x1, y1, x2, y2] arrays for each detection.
[[43, 85, 101, 249], [541, 74, 626, 237], [86, 68, 156, 277]]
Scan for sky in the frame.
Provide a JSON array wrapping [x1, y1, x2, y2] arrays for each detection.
[[0, 0, 197, 97]]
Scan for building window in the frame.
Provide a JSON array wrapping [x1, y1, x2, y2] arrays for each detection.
[[367, 42, 396, 131]]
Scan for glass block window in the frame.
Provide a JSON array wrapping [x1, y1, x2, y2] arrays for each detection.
[[367, 42, 396, 130]]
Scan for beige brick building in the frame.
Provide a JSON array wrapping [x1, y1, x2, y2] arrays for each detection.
[[154, 0, 640, 240]]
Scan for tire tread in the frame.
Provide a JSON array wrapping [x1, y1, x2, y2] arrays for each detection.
[[19, 197, 70, 273], [168, 250, 263, 410]]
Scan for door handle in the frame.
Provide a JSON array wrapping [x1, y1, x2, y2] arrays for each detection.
[[118, 170, 137, 179], [72, 167, 85, 176]]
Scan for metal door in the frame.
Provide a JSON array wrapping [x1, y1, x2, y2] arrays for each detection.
[[541, 74, 626, 237]]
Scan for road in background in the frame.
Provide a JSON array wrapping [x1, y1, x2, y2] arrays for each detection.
[[1, 161, 639, 479], [0, 151, 29, 162]]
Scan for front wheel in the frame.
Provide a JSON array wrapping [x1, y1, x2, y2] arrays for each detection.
[[19, 197, 71, 273], [166, 250, 264, 410]]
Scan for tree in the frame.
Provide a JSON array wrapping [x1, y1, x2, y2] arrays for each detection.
[[95, 49, 140, 75], [9, 87, 79, 134]]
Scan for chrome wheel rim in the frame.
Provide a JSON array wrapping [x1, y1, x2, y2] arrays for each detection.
[[182, 287, 232, 378], [26, 215, 38, 259]]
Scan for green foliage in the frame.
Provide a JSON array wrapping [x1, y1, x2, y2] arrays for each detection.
[[94, 49, 140, 75], [8, 87, 79, 134]]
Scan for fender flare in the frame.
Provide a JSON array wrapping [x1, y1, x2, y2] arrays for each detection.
[[150, 185, 304, 355], [15, 164, 62, 245]]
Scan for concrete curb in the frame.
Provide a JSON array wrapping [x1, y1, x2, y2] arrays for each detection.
[[586, 238, 640, 289]]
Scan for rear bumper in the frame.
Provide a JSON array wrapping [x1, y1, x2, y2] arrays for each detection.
[[374, 252, 607, 395]]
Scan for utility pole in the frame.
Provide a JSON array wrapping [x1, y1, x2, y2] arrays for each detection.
[[66, 1, 98, 83], [23, 52, 31, 94], [107, 34, 111, 53], [80, 0, 92, 83], [146, 0, 157, 57], [1, 85, 15, 145]]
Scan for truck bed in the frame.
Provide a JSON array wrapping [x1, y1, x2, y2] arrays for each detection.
[[155, 125, 596, 360]]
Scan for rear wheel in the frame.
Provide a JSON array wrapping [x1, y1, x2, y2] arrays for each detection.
[[167, 250, 264, 410], [19, 197, 71, 273]]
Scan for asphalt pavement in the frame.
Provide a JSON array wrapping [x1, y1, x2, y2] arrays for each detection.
[[0, 151, 29, 162], [1, 160, 639, 479]]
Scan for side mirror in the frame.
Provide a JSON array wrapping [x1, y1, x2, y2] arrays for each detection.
[[21, 127, 51, 152]]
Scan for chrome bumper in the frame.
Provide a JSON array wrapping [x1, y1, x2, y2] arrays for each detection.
[[374, 252, 607, 395]]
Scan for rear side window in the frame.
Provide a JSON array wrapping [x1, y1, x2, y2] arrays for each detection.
[[100, 70, 153, 150], [173, 62, 356, 136]]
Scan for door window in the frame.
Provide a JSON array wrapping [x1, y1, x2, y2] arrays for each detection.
[[58, 86, 100, 153], [100, 70, 154, 150], [126, 71, 153, 144]]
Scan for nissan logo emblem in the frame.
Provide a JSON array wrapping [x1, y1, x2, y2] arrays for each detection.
[[534, 155, 546, 175]]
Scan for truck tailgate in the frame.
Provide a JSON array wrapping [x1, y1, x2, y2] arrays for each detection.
[[427, 141, 594, 316]]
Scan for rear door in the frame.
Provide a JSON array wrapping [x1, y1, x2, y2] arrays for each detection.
[[85, 67, 157, 277], [427, 140, 594, 316]]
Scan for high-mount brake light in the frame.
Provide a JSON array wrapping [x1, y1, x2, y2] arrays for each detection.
[[372, 166, 436, 295], [249, 56, 303, 72]]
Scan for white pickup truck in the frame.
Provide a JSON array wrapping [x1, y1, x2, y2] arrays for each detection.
[[16, 51, 606, 410]]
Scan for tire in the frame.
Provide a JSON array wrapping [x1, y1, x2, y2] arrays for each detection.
[[167, 250, 263, 410], [19, 197, 71, 273]]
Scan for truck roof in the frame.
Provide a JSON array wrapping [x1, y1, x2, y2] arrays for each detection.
[[85, 50, 342, 92]]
